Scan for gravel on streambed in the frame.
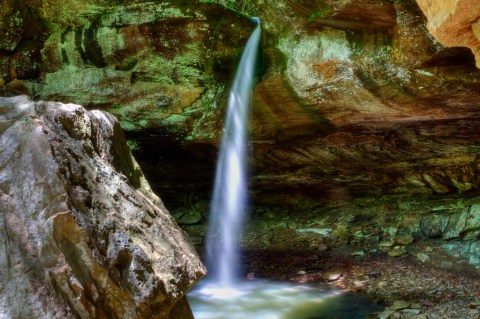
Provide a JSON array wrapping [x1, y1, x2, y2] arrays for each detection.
[[242, 243, 480, 319]]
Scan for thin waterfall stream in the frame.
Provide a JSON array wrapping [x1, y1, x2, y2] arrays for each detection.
[[187, 17, 381, 319], [204, 16, 262, 286]]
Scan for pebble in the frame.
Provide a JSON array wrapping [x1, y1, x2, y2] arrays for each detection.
[[351, 249, 366, 259], [379, 241, 395, 248], [388, 246, 407, 257], [297, 228, 333, 237], [468, 309, 480, 316], [317, 243, 329, 251], [321, 270, 342, 281], [395, 235, 414, 245], [402, 308, 421, 315], [416, 253, 430, 263], [378, 309, 394, 319], [441, 261, 453, 269], [389, 300, 411, 311]]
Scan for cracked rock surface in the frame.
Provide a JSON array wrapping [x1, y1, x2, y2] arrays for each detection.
[[0, 95, 205, 319]]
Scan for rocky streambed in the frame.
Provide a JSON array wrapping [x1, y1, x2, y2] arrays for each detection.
[[243, 243, 480, 319], [183, 194, 480, 318]]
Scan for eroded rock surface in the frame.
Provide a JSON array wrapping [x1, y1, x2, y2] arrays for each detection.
[[0, 0, 254, 137], [415, 0, 480, 67], [0, 95, 205, 319]]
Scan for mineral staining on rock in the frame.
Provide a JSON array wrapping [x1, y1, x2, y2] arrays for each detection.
[[0, 0, 256, 140], [2, 0, 480, 286], [0, 96, 205, 319]]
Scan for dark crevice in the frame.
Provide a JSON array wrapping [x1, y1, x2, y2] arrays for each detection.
[[83, 18, 107, 68]]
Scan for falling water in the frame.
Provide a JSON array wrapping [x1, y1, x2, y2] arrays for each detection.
[[189, 17, 382, 319], [205, 17, 261, 286]]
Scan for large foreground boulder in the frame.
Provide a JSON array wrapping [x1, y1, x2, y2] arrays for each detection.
[[0, 96, 205, 319]]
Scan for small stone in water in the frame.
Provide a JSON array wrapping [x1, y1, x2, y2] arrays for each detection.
[[322, 271, 342, 281], [297, 270, 306, 275]]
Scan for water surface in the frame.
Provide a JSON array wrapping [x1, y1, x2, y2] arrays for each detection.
[[188, 279, 381, 319]]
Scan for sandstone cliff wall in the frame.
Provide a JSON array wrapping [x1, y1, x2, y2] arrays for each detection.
[[415, 0, 480, 67]]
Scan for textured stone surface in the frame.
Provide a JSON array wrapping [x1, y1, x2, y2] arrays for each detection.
[[0, 0, 254, 136], [0, 95, 205, 318], [415, 0, 480, 67], [2, 0, 480, 270]]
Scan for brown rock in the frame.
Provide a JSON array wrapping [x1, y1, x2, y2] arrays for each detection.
[[0, 96, 206, 318], [415, 0, 480, 67]]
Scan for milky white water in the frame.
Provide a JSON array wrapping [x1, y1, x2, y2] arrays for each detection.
[[205, 17, 261, 286], [188, 280, 381, 319]]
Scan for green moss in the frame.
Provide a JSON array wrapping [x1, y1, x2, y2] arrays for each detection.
[[126, 139, 139, 151], [308, 4, 333, 22]]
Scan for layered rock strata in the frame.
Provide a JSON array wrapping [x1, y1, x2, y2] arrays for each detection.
[[0, 96, 205, 319]]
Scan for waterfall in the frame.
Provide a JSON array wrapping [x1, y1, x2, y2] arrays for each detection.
[[205, 17, 261, 287]]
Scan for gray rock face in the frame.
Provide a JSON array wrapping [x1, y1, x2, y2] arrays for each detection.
[[0, 96, 205, 319]]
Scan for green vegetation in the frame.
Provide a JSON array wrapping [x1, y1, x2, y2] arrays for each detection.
[[200, 0, 257, 18], [307, 4, 333, 21]]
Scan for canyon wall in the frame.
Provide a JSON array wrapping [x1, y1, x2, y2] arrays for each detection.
[[1, 0, 480, 281]]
